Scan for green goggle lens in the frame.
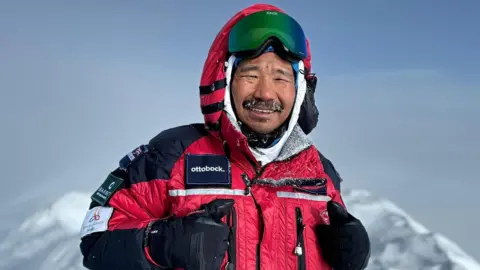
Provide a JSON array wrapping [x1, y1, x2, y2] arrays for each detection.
[[228, 10, 308, 60]]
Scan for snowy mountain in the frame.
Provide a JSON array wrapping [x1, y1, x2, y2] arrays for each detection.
[[342, 190, 480, 270], [0, 192, 89, 270], [0, 189, 478, 270]]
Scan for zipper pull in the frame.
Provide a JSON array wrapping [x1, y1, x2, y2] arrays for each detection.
[[294, 226, 305, 256], [241, 173, 252, 195], [294, 244, 303, 256], [294, 207, 305, 257]]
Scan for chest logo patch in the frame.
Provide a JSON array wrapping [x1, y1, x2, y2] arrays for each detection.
[[185, 154, 231, 189]]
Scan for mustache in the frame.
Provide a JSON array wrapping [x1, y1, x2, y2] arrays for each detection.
[[243, 99, 283, 112]]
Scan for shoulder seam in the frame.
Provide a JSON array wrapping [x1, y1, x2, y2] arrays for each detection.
[[148, 123, 207, 147], [317, 150, 343, 191], [118, 124, 208, 186]]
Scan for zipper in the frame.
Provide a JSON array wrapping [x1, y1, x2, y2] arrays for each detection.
[[243, 155, 268, 270], [248, 174, 265, 270], [292, 178, 328, 196], [295, 207, 306, 270], [225, 207, 237, 270]]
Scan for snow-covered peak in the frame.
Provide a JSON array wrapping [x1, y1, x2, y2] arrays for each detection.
[[0, 189, 478, 270], [342, 189, 480, 270], [344, 189, 430, 234], [0, 192, 91, 270], [17, 191, 91, 235]]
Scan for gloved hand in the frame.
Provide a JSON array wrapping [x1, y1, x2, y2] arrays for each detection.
[[147, 199, 234, 270], [316, 201, 371, 270]]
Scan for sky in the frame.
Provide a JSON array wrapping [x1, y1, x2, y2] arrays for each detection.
[[1, 0, 479, 260]]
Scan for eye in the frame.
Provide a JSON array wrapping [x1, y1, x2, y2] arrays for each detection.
[[243, 75, 258, 79]]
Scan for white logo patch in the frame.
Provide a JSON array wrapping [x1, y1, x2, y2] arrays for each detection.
[[79, 206, 114, 238], [190, 165, 225, 172]]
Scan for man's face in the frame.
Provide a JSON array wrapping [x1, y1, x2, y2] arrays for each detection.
[[231, 52, 296, 134]]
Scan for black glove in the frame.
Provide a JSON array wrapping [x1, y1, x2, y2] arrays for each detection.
[[316, 201, 371, 270], [147, 199, 234, 270]]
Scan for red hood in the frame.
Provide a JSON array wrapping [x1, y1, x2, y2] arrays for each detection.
[[198, 3, 313, 164]]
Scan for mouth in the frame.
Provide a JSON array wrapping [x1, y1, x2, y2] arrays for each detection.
[[248, 107, 276, 114], [243, 100, 283, 114], [245, 107, 278, 121]]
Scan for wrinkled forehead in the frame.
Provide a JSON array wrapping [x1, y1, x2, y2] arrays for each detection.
[[237, 51, 291, 67], [235, 53, 296, 77], [239, 63, 294, 78]]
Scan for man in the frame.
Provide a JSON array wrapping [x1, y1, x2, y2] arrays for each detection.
[[79, 3, 370, 270]]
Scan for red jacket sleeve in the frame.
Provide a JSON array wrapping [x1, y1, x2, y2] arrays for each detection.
[[79, 125, 207, 270], [79, 153, 171, 269]]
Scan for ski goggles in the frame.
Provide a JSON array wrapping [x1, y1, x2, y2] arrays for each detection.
[[228, 10, 308, 60]]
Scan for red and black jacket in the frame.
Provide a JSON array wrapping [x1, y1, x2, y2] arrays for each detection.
[[80, 123, 345, 270]]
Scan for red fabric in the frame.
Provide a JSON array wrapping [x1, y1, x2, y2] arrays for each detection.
[[144, 246, 165, 268], [107, 180, 171, 230], [104, 134, 339, 269]]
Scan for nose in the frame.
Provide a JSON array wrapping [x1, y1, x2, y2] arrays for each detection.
[[252, 76, 276, 101]]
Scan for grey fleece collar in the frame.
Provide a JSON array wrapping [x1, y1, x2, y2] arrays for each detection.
[[275, 124, 314, 161]]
